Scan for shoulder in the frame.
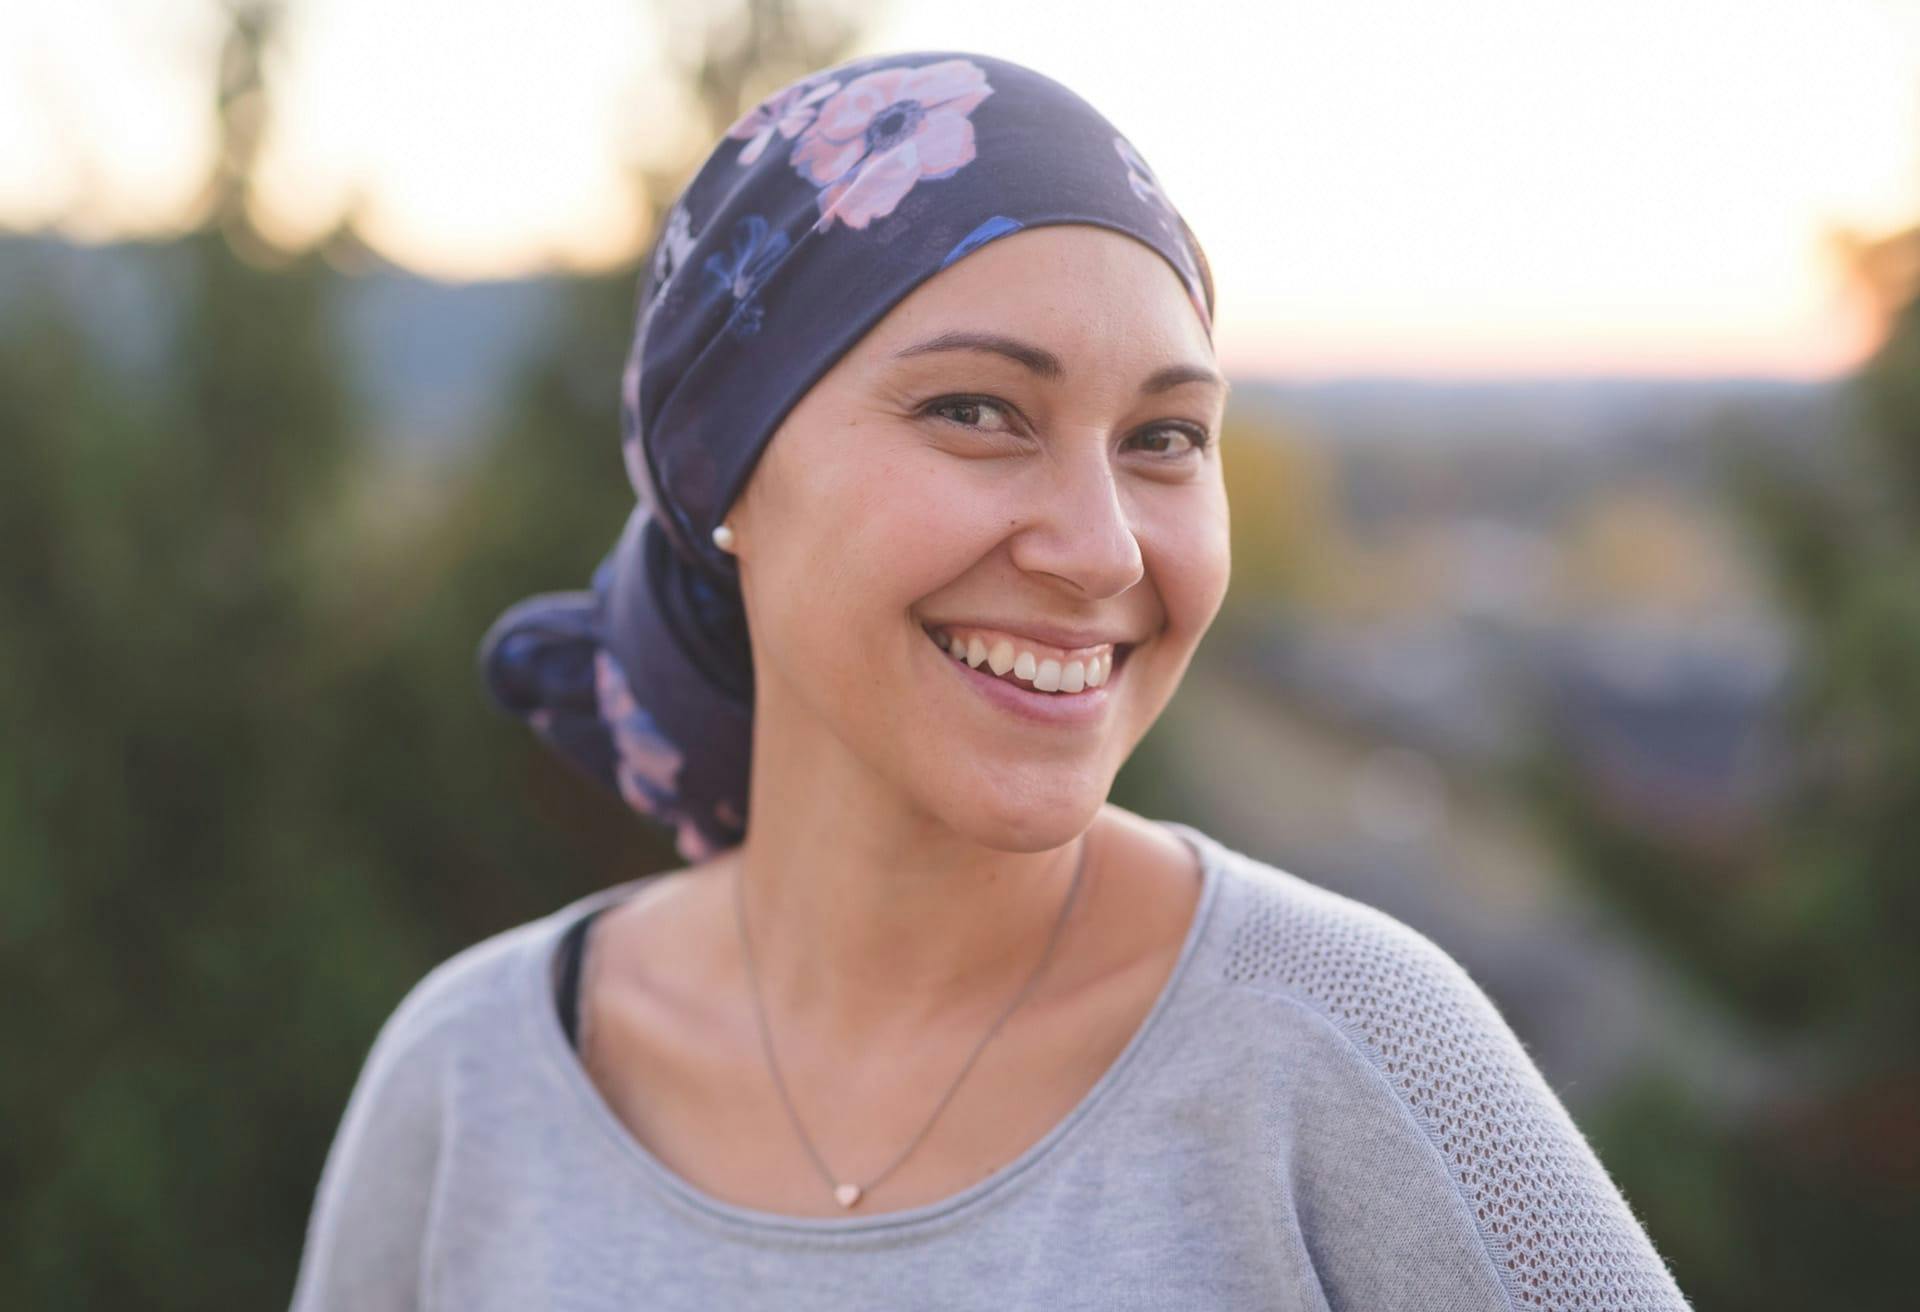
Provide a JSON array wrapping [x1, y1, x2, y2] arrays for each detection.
[[292, 898, 609, 1312], [1168, 818, 1486, 1026], [1190, 823, 1549, 1180], [356, 883, 636, 1080], [377, 915, 559, 1059], [1167, 820, 1692, 1310]]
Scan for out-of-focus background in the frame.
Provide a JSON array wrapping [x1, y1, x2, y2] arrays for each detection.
[[5, 0, 1918, 1305]]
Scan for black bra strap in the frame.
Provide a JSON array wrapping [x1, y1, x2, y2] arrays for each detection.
[[554, 907, 606, 1051]]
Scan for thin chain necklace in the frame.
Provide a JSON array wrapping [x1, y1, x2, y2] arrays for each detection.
[[731, 834, 1089, 1211]]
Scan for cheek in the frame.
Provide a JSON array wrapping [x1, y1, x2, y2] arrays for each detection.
[[760, 447, 989, 648], [1142, 482, 1231, 634], [824, 450, 1005, 597]]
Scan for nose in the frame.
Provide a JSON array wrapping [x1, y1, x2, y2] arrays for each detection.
[[1007, 434, 1145, 599]]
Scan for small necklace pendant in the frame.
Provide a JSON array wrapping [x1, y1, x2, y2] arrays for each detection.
[[833, 1182, 863, 1209]]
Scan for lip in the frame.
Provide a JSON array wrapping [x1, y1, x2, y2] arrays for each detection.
[[922, 625, 1130, 727], [919, 617, 1139, 652]]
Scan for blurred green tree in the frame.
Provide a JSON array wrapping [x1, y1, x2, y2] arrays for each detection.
[[0, 0, 874, 1306]]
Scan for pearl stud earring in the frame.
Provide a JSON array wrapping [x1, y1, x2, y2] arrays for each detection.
[[712, 523, 736, 552]]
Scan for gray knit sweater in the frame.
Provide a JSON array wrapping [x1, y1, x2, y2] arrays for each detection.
[[289, 820, 1692, 1310]]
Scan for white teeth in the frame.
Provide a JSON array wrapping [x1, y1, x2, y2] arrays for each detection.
[[932, 627, 1118, 695]]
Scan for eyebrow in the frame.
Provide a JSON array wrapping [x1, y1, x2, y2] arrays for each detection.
[[893, 330, 1227, 397]]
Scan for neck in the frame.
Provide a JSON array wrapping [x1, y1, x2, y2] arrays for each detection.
[[730, 708, 1098, 1044]]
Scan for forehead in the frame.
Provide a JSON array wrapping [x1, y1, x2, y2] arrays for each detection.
[[852, 225, 1214, 372]]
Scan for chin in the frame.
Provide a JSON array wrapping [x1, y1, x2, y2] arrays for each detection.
[[925, 769, 1112, 853]]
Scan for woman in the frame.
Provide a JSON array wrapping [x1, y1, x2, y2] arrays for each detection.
[[290, 51, 1691, 1310]]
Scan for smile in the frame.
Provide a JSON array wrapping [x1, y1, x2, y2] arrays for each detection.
[[922, 622, 1133, 700]]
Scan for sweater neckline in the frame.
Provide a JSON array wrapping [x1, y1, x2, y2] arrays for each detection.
[[519, 818, 1226, 1239]]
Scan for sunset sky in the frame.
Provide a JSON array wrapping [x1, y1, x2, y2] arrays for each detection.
[[6, 0, 1919, 378]]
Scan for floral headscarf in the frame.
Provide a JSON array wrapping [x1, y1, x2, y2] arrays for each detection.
[[480, 51, 1214, 862]]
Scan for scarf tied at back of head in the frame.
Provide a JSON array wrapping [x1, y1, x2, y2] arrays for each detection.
[[478, 51, 1214, 863]]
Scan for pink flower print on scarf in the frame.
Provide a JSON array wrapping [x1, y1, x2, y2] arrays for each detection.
[[596, 646, 731, 864], [649, 201, 696, 292], [790, 58, 993, 231], [727, 78, 842, 167], [593, 648, 686, 818]]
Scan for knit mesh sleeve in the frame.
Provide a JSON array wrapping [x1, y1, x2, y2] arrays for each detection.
[[1223, 871, 1692, 1311]]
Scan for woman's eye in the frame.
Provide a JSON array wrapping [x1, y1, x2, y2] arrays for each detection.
[[1128, 425, 1209, 458], [925, 396, 1017, 433]]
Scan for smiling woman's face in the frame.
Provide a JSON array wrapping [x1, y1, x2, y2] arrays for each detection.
[[728, 224, 1230, 850]]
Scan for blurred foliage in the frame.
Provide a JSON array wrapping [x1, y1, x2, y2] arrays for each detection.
[[1216, 413, 1338, 621], [0, 0, 870, 1306], [0, 117, 659, 1312], [1516, 251, 1920, 1308]]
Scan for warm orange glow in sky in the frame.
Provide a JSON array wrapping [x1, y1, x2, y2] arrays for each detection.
[[5, 0, 1919, 378]]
